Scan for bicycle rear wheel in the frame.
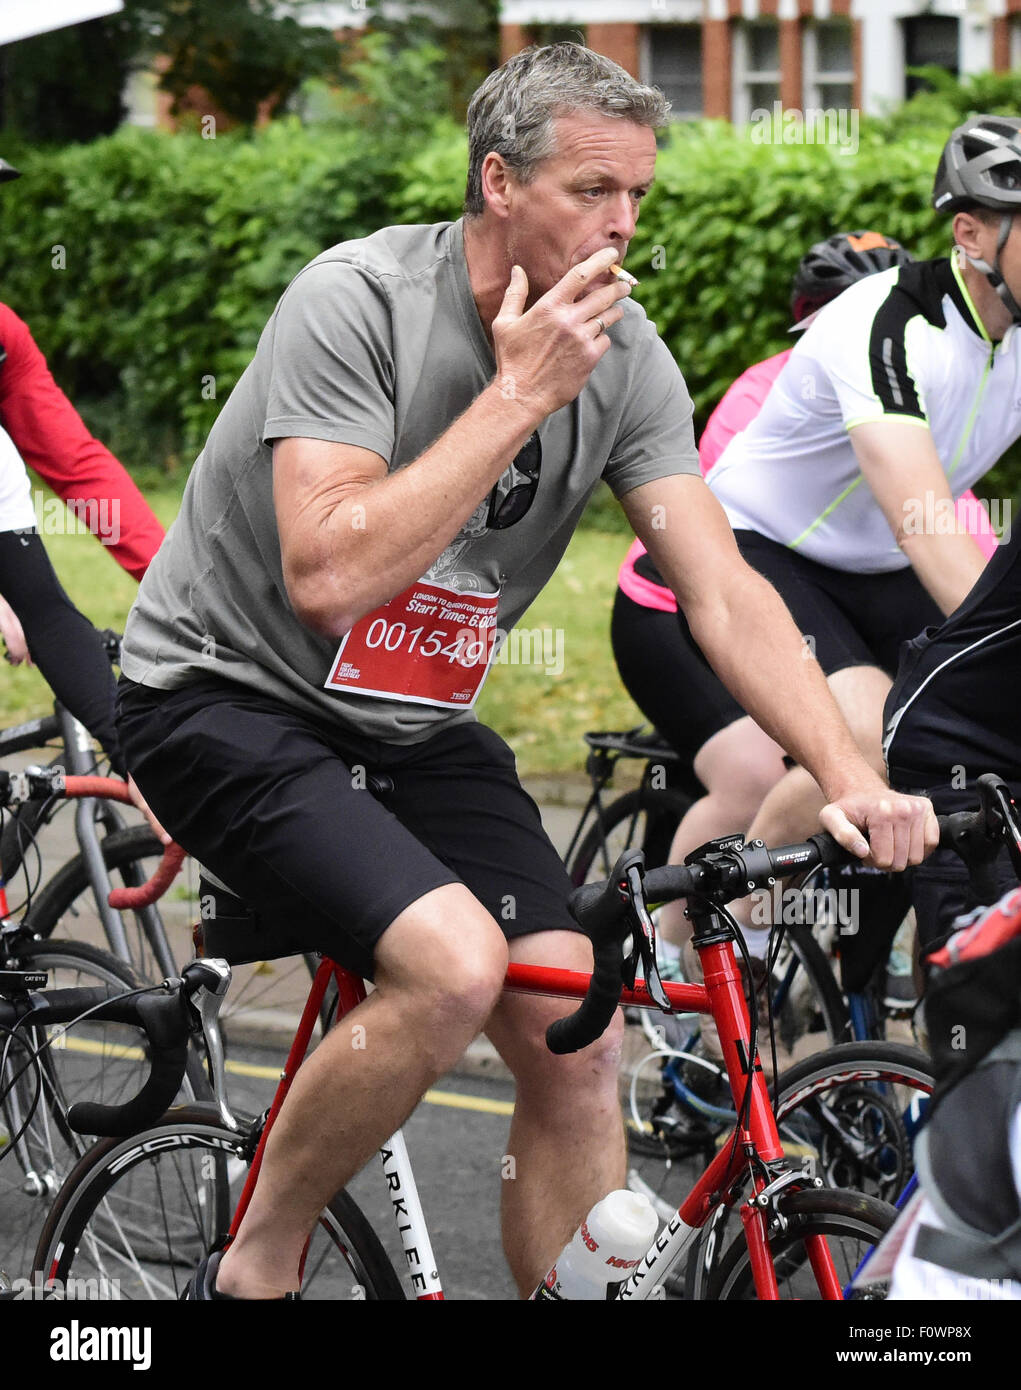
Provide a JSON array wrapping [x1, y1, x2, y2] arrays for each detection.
[[706, 1188, 895, 1300], [34, 1105, 405, 1301], [568, 786, 690, 887], [0, 939, 204, 1286]]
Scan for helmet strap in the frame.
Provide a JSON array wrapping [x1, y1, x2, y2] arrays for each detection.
[[966, 213, 1021, 327]]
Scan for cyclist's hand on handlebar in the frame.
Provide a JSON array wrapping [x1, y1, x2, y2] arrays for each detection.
[[819, 783, 939, 872], [127, 773, 173, 846]]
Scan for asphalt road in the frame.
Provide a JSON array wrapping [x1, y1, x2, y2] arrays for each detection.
[[223, 1039, 521, 1300]]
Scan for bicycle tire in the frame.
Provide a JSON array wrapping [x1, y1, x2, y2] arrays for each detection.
[[25, 825, 327, 1050], [34, 1104, 405, 1301], [705, 1187, 896, 1300], [568, 786, 691, 886], [0, 939, 204, 1285], [683, 1040, 933, 1299], [774, 921, 851, 1046]]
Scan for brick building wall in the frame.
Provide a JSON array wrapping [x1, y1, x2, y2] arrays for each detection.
[[498, 0, 1017, 122]]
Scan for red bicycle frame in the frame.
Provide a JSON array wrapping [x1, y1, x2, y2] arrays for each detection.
[[221, 943, 845, 1301], [32, 774, 849, 1300]]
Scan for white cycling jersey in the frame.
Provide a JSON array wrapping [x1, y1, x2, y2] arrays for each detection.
[[708, 257, 1021, 573], [0, 421, 35, 533]]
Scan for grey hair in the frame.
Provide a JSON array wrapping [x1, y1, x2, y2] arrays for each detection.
[[464, 43, 670, 217]]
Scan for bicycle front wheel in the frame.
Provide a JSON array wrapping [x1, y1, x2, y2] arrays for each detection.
[[34, 1105, 405, 1301], [706, 1188, 896, 1300], [0, 939, 203, 1286], [683, 1040, 932, 1299]]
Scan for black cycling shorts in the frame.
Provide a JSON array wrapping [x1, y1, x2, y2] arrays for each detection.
[[733, 531, 942, 676], [611, 589, 738, 769], [117, 676, 582, 979], [612, 531, 942, 764]]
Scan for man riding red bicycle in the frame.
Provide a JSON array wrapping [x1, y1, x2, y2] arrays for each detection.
[[116, 43, 935, 1300]]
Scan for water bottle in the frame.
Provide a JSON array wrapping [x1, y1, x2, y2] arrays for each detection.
[[531, 1190, 658, 1300]]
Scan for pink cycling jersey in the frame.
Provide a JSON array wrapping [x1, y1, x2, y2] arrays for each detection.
[[618, 349, 997, 612]]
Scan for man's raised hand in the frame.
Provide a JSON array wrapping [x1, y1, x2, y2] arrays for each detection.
[[491, 248, 632, 421]]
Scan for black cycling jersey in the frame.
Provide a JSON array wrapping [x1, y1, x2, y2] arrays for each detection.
[[884, 523, 1021, 792], [884, 525, 1021, 944]]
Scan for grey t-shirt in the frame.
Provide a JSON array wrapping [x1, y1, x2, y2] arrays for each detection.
[[121, 219, 700, 742]]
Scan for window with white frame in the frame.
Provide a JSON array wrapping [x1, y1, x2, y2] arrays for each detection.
[[805, 19, 854, 114], [735, 20, 780, 125], [1011, 15, 1021, 71], [644, 25, 702, 120]]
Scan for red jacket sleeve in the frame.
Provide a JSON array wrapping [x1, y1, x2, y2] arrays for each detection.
[[0, 304, 165, 581]]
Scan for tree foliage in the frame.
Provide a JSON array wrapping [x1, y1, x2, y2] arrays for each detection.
[[132, 0, 340, 128], [0, 14, 140, 141], [360, 0, 499, 120], [0, 0, 341, 140]]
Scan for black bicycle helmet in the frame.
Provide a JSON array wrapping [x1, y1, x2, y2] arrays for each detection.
[[933, 115, 1021, 215], [791, 231, 913, 326], [934, 115, 1021, 324], [0, 159, 20, 184]]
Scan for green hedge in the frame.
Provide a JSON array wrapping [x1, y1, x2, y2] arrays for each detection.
[[0, 120, 411, 463], [2, 106, 1018, 502]]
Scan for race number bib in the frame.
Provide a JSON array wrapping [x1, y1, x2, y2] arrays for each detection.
[[324, 579, 500, 708]]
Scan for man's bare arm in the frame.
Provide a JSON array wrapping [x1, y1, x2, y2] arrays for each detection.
[[849, 419, 987, 616], [275, 248, 631, 638], [622, 474, 937, 867]]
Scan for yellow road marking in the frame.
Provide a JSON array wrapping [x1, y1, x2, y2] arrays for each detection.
[[49, 1039, 820, 1139], [421, 1089, 514, 1116], [50, 1035, 515, 1115], [49, 1039, 822, 1138]]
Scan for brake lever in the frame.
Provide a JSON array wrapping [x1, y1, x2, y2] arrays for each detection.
[[184, 958, 237, 1132], [621, 862, 672, 1012], [978, 774, 1021, 877]]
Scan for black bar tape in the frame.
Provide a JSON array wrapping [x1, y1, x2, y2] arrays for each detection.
[[547, 849, 645, 1055], [13, 986, 193, 1138]]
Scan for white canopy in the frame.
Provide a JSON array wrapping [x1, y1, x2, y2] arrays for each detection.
[[0, 1, 124, 46]]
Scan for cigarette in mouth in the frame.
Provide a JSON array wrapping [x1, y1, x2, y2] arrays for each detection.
[[610, 263, 639, 287]]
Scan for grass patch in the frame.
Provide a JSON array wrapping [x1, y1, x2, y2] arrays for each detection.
[[476, 530, 645, 776], [2, 484, 644, 778]]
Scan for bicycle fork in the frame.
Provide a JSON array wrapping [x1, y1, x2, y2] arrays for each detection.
[[687, 898, 845, 1300]]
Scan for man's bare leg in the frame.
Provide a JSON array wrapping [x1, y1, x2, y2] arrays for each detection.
[[729, 664, 894, 928], [658, 716, 787, 941], [216, 884, 508, 1299], [484, 929, 626, 1297]]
